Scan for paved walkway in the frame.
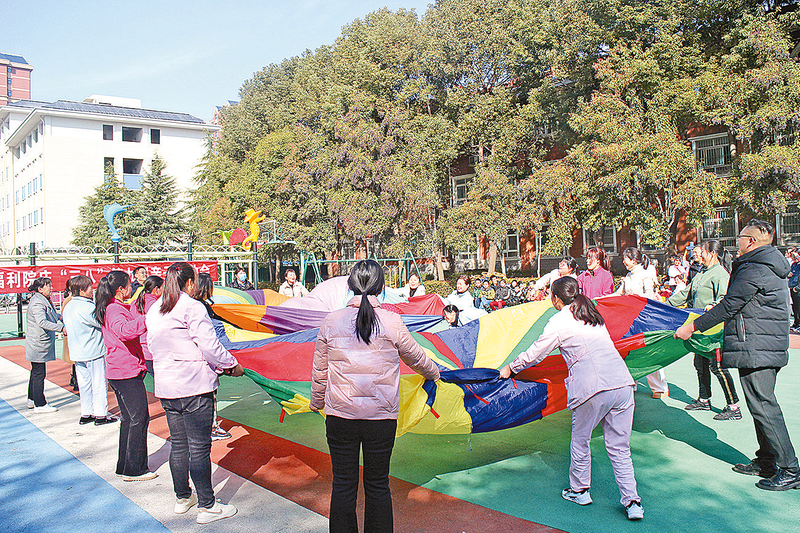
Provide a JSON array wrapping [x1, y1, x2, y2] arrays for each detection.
[[0, 352, 328, 533]]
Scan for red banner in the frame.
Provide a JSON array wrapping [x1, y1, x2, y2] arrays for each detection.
[[0, 261, 219, 293]]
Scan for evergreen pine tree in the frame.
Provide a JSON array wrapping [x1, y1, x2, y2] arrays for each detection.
[[126, 154, 188, 247], [71, 163, 135, 248]]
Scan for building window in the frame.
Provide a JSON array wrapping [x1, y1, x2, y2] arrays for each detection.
[[503, 229, 519, 258], [453, 176, 473, 207], [122, 158, 143, 189], [582, 226, 617, 253], [691, 133, 732, 177], [701, 206, 738, 249], [33, 210, 38, 225], [40, 208, 43, 225], [150, 128, 160, 144], [103, 124, 113, 141], [778, 202, 800, 245], [15, 190, 19, 204], [104, 157, 115, 175], [121, 127, 143, 142]]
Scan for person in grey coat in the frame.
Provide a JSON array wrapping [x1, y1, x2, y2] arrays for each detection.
[[25, 277, 65, 413], [676, 219, 800, 491]]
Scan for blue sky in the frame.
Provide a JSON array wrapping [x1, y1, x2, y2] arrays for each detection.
[[5, 1, 432, 121]]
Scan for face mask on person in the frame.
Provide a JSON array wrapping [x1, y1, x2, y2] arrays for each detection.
[[237, 273, 247, 282]]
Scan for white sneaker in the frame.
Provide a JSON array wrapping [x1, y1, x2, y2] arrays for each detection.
[[33, 404, 58, 413], [626, 500, 644, 520], [196, 501, 237, 524], [122, 471, 158, 482], [27, 399, 34, 409], [174, 493, 198, 514], [561, 487, 592, 505]]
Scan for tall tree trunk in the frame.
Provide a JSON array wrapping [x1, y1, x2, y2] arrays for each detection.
[[500, 250, 507, 276], [487, 241, 498, 275], [435, 249, 445, 281], [274, 254, 281, 282]]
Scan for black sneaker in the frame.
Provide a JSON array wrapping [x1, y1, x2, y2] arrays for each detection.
[[733, 460, 775, 478], [94, 416, 119, 426], [713, 406, 742, 420], [685, 399, 711, 411], [79, 416, 96, 425]]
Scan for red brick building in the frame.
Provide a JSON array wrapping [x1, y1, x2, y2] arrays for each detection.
[[0, 53, 32, 106]]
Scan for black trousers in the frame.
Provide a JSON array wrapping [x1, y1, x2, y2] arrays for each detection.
[[27, 362, 47, 407], [694, 353, 738, 404], [108, 373, 150, 476], [739, 367, 799, 471], [326, 416, 397, 533], [791, 289, 800, 327]]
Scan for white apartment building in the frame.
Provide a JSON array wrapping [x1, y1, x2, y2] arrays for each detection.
[[0, 95, 219, 252]]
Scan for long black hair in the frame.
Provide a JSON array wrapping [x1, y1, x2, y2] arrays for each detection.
[[560, 256, 578, 274], [94, 270, 130, 326], [622, 247, 650, 269], [160, 262, 196, 314], [349, 259, 385, 344], [700, 239, 732, 272], [194, 272, 215, 303], [135, 275, 164, 314], [28, 277, 51, 294], [551, 276, 604, 327]]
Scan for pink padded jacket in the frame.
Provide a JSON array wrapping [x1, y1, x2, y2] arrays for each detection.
[[310, 296, 440, 420]]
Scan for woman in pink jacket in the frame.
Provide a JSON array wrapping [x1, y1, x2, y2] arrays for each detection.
[[94, 270, 154, 482], [500, 276, 643, 521], [310, 260, 440, 533], [146, 263, 244, 525]]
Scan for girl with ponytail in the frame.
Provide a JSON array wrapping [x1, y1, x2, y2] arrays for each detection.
[[146, 263, 243, 524], [500, 276, 643, 520], [96, 270, 155, 482], [310, 260, 440, 532]]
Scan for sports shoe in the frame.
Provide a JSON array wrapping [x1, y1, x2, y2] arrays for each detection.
[[33, 404, 58, 413], [174, 493, 198, 514], [626, 500, 644, 520], [27, 399, 34, 409], [79, 415, 96, 424], [733, 460, 775, 478], [756, 467, 800, 491], [122, 471, 158, 482], [713, 405, 742, 420], [94, 416, 119, 426], [685, 399, 711, 411], [211, 427, 232, 441], [561, 488, 592, 505], [196, 501, 237, 524]]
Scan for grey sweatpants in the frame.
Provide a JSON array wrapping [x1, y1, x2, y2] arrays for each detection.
[[570, 385, 639, 506]]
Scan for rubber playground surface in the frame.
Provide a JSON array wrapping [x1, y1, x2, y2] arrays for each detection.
[[1, 311, 799, 533]]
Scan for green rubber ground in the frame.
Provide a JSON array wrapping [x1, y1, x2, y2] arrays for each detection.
[[5, 310, 797, 533]]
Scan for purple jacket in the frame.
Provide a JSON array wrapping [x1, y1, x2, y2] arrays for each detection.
[[577, 267, 614, 299], [311, 296, 440, 420], [146, 292, 238, 400], [509, 306, 634, 410], [102, 300, 147, 380]]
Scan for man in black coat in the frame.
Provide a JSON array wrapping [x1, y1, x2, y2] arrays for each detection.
[[676, 219, 800, 491]]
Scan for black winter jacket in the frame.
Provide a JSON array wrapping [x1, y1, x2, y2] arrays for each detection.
[[692, 245, 790, 369]]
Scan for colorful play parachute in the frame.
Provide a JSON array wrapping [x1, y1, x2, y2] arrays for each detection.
[[213, 293, 723, 435]]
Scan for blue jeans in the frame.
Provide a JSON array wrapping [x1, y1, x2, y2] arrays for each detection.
[[161, 392, 215, 508], [326, 416, 396, 533]]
